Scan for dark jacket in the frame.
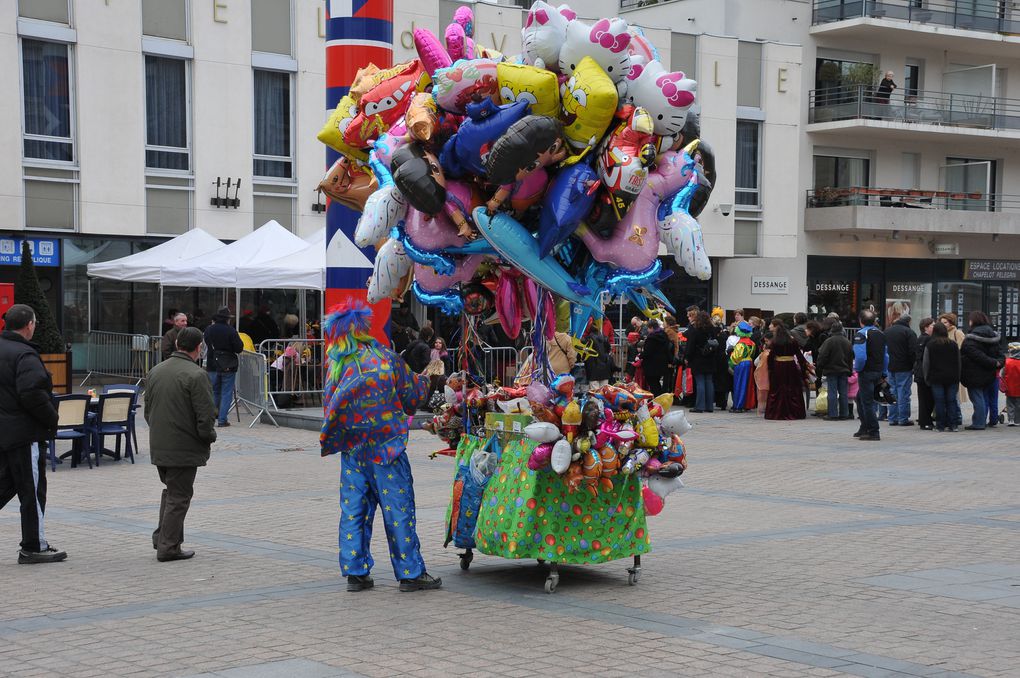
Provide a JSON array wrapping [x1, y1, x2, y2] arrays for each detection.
[[641, 329, 674, 375], [913, 334, 930, 384], [816, 333, 854, 377], [683, 325, 718, 375], [144, 352, 217, 467], [0, 330, 59, 451], [402, 339, 430, 374], [853, 326, 887, 374], [790, 323, 809, 348], [204, 321, 244, 373], [885, 317, 918, 372], [160, 326, 183, 362], [584, 333, 615, 382], [923, 339, 961, 386], [960, 325, 1003, 388]]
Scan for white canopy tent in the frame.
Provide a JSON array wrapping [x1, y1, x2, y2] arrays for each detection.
[[235, 227, 326, 290], [86, 228, 225, 283]]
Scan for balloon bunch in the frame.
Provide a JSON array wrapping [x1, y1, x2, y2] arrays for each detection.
[[316, 3, 717, 342], [524, 382, 689, 514]]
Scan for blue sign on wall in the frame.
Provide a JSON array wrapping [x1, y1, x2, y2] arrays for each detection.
[[0, 237, 61, 267]]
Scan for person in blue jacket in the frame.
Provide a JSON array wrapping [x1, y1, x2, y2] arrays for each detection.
[[852, 309, 888, 441], [320, 301, 442, 593]]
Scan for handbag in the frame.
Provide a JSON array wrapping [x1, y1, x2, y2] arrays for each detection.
[[213, 349, 239, 373]]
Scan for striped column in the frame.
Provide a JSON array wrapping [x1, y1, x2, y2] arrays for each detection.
[[324, 0, 394, 342]]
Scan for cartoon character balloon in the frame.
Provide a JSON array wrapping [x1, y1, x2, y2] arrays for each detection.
[[521, 1, 575, 71], [559, 18, 632, 84]]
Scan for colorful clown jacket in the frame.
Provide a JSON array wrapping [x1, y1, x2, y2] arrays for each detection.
[[320, 344, 429, 464], [728, 336, 756, 370]]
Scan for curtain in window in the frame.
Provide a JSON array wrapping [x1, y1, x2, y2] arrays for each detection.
[[735, 121, 760, 206], [145, 55, 188, 170], [254, 70, 292, 178], [22, 39, 72, 161]]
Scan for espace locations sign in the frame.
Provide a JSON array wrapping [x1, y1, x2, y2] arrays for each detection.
[[751, 276, 790, 294]]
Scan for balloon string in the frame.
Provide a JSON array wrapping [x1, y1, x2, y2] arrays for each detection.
[[531, 290, 553, 386]]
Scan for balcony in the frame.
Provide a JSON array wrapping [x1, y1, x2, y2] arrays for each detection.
[[805, 186, 1020, 236], [807, 86, 1020, 142]]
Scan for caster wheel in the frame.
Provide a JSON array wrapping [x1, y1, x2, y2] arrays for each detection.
[[458, 551, 473, 570], [544, 575, 559, 594], [627, 570, 640, 586]]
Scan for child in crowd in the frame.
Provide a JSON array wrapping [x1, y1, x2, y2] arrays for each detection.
[[753, 331, 772, 416], [1002, 342, 1020, 426]]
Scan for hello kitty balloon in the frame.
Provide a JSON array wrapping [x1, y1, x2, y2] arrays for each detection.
[[623, 60, 697, 139], [559, 17, 633, 84], [521, 1, 576, 72]]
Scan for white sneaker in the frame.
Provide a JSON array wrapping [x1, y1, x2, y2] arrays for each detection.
[[1009, 422, 1017, 427]]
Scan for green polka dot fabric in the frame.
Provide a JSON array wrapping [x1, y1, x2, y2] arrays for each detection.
[[472, 438, 650, 564]]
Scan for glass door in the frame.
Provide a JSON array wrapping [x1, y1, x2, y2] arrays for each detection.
[[988, 283, 1020, 342], [936, 282, 984, 326], [942, 159, 994, 211]]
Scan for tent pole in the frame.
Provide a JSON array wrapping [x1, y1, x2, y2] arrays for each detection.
[[298, 290, 306, 340], [158, 285, 164, 337], [87, 278, 92, 333], [234, 288, 240, 328]]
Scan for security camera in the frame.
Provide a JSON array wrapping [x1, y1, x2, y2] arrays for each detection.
[[718, 203, 733, 217]]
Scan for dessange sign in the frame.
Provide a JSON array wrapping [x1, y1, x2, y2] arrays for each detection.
[[751, 276, 790, 294]]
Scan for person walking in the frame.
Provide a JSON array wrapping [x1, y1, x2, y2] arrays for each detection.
[[923, 322, 961, 432], [885, 313, 918, 426], [160, 312, 188, 362], [914, 318, 935, 430], [1002, 342, 1020, 426], [765, 321, 808, 420], [816, 319, 854, 421], [584, 323, 615, 390], [203, 306, 243, 428], [684, 312, 719, 412], [960, 311, 1004, 430], [320, 301, 441, 593], [0, 304, 64, 564], [641, 319, 674, 397], [852, 309, 887, 441], [144, 327, 217, 561]]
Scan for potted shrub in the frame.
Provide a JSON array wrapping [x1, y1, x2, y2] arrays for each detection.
[[14, 241, 71, 394]]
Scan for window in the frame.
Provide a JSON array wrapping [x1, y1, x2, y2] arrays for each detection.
[[735, 121, 760, 207], [144, 55, 189, 170], [18, 0, 68, 23], [733, 220, 760, 257], [943, 157, 997, 211], [253, 184, 296, 231], [813, 155, 870, 189], [25, 166, 77, 230], [142, 0, 188, 41], [251, 0, 292, 55], [903, 62, 921, 98], [253, 69, 292, 178], [671, 33, 697, 75], [145, 176, 192, 235], [22, 39, 73, 162], [737, 41, 762, 108]]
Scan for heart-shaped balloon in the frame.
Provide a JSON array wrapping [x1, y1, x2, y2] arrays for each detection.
[[642, 485, 664, 516]]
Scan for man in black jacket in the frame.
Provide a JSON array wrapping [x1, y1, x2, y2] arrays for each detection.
[[641, 319, 674, 396], [0, 304, 64, 564], [401, 326, 433, 374], [884, 314, 918, 426], [203, 306, 244, 427]]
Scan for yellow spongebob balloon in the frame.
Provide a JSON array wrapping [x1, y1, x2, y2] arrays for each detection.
[[636, 416, 659, 449], [316, 95, 369, 163], [559, 56, 618, 161], [497, 62, 560, 117]]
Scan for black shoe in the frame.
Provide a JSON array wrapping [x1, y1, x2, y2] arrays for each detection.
[[920, 424, 933, 431], [822, 415, 840, 421], [217, 421, 231, 428], [157, 549, 195, 562], [987, 422, 997, 428], [948, 427, 959, 432], [346, 574, 374, 592], [18, 546, 67, 564], [899, 420, 914, 427], [964, 425, 985, 431], [858, 434, 881, 441], [888, 421, 899, 426], [399, 573, 443, 592], [853, 430, 864, 438], [690, 409, 704, 413]]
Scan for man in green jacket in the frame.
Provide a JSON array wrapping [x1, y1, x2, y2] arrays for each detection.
[[144, 327, 217, 562]]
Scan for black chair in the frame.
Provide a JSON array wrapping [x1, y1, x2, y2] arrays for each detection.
[[50, 394, 92, 470], [102, 384, 141, 454], [84, 393, 135, 465]]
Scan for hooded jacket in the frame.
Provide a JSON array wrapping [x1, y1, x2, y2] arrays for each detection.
[[884, 317, 917, 372], [923, 339, 961, 386], [960, 325, 1003, 388]]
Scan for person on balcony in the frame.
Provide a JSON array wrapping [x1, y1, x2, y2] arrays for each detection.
[[876, 71, 896, 104]]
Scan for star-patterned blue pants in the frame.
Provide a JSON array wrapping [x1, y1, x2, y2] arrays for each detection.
[[339, 451, 426, 581]]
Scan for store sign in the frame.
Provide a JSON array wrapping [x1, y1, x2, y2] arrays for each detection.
[[0, 238, 60, 267], [751, 276, 789, 294], [812, 281, 852, 293], [964, 259, 1020, 281], [932, 243, 959, 256]]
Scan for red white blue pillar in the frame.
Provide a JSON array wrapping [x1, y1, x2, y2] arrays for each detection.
[[324, 0, 394, 342]]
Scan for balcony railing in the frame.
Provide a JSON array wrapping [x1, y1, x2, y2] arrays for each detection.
[[808, 86, 1020, 131], [806, 186, 1020, 212], [812, 0, 1020, 34]]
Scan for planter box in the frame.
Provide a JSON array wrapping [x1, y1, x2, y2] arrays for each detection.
[[42, 351, 72, 395]]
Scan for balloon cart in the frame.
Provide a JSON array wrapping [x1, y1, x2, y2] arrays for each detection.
[[445, 433, 651, 594]]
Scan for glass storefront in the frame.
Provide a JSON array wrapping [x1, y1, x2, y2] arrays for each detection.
[[886, 282, 933, 334]]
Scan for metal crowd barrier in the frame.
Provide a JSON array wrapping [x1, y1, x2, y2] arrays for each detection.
[[448, 345, 521, 385], [80, 331, 159, 387], [256, 339, 325, 410], [235, 350, 277, 428]]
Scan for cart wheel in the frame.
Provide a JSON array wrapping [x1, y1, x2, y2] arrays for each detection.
[[627, 569, 640, 586], [544, 574, 559, 594], [1000, 413, 1006, 424], [459, 550, 473, 571]]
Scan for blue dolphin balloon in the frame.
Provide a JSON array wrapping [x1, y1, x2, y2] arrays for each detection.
[[440, 99, 531, 178]]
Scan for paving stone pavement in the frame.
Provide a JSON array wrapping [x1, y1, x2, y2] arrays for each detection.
[[1, 408, 1019, 677]]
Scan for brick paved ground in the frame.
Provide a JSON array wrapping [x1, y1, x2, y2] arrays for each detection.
[[1, 406, 1019, 677]]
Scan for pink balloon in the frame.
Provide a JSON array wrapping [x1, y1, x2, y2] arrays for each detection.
[[413, 28, 453, 76], [521, 277, 539, 321], [527, 442, 553, 471], [643, 486, 664, 516], [543, 294, 556, 341], [445, 23, 474, 61], [577, 150, 695, 272], [402, 180, 476, 251], [496, 271, 522, 339], [413, 255, 484, 293]]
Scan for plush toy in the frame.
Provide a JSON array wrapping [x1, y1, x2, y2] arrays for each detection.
[[559, 18, 632, 84]]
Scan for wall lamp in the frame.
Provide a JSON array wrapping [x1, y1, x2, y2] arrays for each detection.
[[210, 177, 241, 208]]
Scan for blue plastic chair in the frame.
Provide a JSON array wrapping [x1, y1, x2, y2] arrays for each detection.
[[49, 394, 92, 470], [85, 393, 135, 465], [102, 384, 141, 453]]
